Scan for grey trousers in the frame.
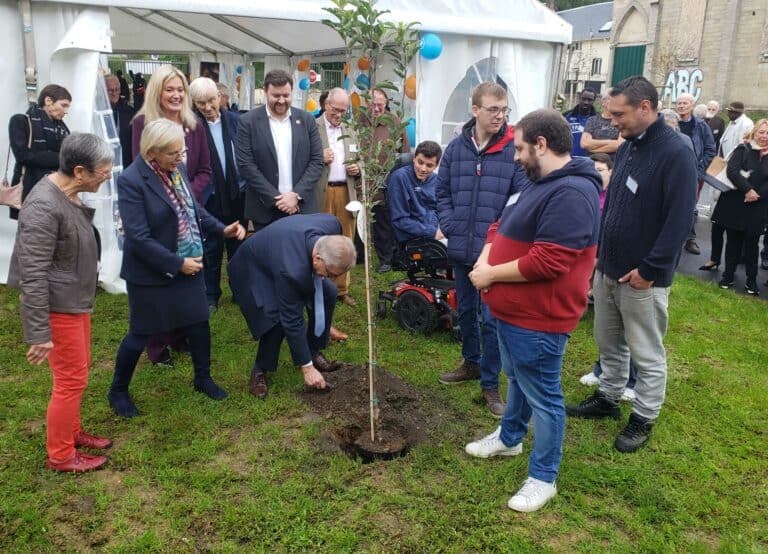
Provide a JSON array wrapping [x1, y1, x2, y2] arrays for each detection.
[[593, 270, 670, 420]]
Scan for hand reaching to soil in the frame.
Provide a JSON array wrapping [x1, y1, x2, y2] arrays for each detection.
[[302, 365, 326, 389]]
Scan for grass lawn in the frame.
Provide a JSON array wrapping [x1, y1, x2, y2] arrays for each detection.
[[0, 269, 766, 552]]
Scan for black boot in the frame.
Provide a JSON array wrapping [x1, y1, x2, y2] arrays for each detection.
[[109, 336, 142, 417], [614, 413, 654, 453], [566, 389, 620, 419]]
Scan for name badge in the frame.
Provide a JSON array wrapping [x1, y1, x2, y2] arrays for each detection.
[[349, 144, 358, 153], [625, 175, 639, 194], [506, 192, 521, 207]]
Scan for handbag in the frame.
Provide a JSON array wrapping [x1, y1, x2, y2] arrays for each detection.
[[704, 155, 736, 192], [0, 116, 32, 210]]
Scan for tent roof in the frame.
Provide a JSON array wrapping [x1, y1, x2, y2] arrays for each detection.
[[41, 0, 572, 55]]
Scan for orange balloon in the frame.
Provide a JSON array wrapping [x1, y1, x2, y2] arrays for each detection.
[[404, 75, 417, 100], [343, 63, 350, 76], [357, 57, 370, 71], [350, 92, 361, 109], [297, 58, 310, 72], [306, 98, 319, 112]]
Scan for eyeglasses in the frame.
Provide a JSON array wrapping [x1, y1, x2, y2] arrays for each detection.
[[90, 167, 112, 179], [164, 148, 188, 159], [326, 103, 348, 115], [480, 106, 510, 116], [321, 258, 346, 279]]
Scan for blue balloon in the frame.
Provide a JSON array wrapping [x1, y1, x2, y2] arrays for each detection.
[[298, 78, 310, 91], [420, 33, 443, 60], [343, 77, 350, 90], [235, 65, 243, 75], [406, 117, 416, 147], [312, 108, 321, 117], [355, 73, 370, 91]]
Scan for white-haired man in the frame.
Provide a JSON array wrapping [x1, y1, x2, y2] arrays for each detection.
[[189, 76, 246, 313], [675, 92, 715, 255], [316, 88, 361, 309]]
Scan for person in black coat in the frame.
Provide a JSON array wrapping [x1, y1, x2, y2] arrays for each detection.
[[105, 75, 135, 169], [189, 77, 245, 311], [714, 119, 768, 295], [8, 84, 71, 219], [107, 119, 245, 417], [228, 214, 356, 400]]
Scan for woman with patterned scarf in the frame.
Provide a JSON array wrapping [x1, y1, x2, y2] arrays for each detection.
[[7, 84, 71, 219], [108, 119, 245, 417]]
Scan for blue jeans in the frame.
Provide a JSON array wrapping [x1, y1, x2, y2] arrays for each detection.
[[453, 264, 501, 390], [497, 321, 569, 483], [203, 231, 241, 307]]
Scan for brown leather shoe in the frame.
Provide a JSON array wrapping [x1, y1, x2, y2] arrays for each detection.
[[338, 294, 357, 307], [684, 239, 701, 255], [249, 371, 268, 399], [330, 326, 349, 341], [75, 430, 113, 450], [45, 451, 108, 473], [439, 360, 481, 384], [482, 388, 505, 418], [312, 352, 341, 373]]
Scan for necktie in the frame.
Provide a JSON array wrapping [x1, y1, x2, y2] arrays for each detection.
[[313, 275, 325, 337]]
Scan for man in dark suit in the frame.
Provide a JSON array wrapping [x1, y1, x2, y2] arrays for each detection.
[[236, 69, 324, 231], [228, 214, 356, 399], [105, 75, 135, 168]]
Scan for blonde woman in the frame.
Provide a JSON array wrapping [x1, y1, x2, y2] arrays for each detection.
[[714, 119, 768, 295], [109, 119, 244, 417], [130, 64, 212, 365]]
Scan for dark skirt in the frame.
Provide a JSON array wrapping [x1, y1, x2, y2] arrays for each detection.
[[127, 274, 208, 335]]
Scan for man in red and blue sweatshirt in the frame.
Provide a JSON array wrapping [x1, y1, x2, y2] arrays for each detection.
[[464, 109, 601, 513]]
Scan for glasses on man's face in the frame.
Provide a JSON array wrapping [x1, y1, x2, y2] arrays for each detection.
[[480, 106, 510, 116], [326, 103, 347, 115], [321, 258, 345, 279]]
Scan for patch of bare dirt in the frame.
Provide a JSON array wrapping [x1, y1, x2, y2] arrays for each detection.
[[299, 363, 446, 462]]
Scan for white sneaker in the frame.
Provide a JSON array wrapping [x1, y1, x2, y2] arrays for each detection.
[[465, 427, 522, 458], [508, 477, 557, 513], [621, 388, 636, 402], [579, 372, 600, 386]]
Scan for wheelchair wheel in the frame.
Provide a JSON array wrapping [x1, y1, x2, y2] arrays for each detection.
[[377, 298, 388, 319], [395, 290, 438, 334]]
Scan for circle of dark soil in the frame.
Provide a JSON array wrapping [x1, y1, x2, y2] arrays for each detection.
[[299, 363, 434, 463]]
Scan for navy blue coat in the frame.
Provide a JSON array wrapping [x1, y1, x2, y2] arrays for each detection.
[[228, 214, 341, 365], [387, 165, 438, 243], [436, 119, 519, 265], [118, 156, 225, 286], [683, 116, 716, 180]]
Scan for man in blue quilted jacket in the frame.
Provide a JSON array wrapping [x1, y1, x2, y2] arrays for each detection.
[[436, 82, 522, 417]]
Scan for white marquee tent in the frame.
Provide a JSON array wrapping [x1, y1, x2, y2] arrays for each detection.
[[0, 0, 571, 290]]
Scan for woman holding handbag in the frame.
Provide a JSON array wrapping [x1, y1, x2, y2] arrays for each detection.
[[714, 119, 768, 295], [7, 84, 71, 219]]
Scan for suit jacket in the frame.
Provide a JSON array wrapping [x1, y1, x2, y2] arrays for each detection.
[[316, 113, 360, 210], [111, 99, 135, 168], [228, 213, 342, 365], [236, 106, 324, 225], [118, 156, 224, 286], [131, 114, 212, 203]]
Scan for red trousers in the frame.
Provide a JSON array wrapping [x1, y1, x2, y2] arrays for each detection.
[[46, 313, 91, 462]]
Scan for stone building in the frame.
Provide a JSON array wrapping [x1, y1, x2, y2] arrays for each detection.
[[557, 2, 613, 104], [610, 0, 768, 109]]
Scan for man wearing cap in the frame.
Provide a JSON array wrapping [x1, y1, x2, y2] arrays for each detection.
[[719, 101, 754, 159]]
